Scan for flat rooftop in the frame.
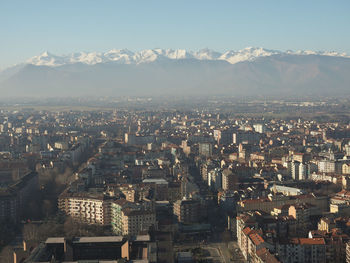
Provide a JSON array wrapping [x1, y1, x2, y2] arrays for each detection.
[[46, 237, 65, 244], [73, 236, 124, 243]]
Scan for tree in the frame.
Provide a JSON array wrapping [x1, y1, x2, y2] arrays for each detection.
[[63, 216, 108, 238], [23, 223, 40, 242]]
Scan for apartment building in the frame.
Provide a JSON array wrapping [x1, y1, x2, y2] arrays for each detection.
[[238, 194, 328, 214], [121, 208, 156, 236], [0, 171, 38, 223], [173, 198, 201, 224], [276, 238, 326, 263], [59, 192, 157, 236], [58, 192, 110, 225]]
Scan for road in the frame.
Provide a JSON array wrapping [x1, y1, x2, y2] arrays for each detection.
[[174, 240, 245, 263]]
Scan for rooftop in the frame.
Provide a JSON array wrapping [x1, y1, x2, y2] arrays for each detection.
[[72, 236, 124, 243]]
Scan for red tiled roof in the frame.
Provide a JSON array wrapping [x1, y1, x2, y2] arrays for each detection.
[[298, 238, 325, 245], [249, 233, 265, 246], [243, 227, 252, 235]]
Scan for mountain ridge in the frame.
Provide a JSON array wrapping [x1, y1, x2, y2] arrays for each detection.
[[1, 49, 350, 98], [19, 47, 350, 68]]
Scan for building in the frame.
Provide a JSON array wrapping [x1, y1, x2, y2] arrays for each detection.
[[330, 190, 350, 215], [288, 161, 308, 181], [309, 228, 349, 263], [217, 129, 234, 145], [289, 203, 318, 236], [16, 235, 157, 262], [269, 185, 305, 196], [318, 160, 336, 174], [343, 163, 350, 175], [173, 198, 201, 224], [276, 238, 326, 263], [253, 124, 265, 134], [125, 133, 155, 145], [59, 190, 156, 236], [238, 194, 328, 214], [110, 199, 133, 235], [58, 192, 110, 225], [0, 171, 38, 223], [198, 142, 213, 157], [222, 168, 238, 191], [346, 241, 350, 263], [121, 207, 156, 236], [233, 131, 261, 145], [208, 168, 222, 190]]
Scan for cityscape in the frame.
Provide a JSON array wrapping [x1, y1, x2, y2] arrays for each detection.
[[0, 98, 350, 262], [1, 1, 350, 262]]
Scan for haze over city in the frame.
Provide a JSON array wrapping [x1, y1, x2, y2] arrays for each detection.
[[1, 1, 350, 263]]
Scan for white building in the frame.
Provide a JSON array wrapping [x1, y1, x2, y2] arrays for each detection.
[[208, 168, 222, 190]]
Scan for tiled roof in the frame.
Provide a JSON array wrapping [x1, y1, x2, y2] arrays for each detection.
[[256, 247, 281, 263], [249, 232, 265, 246], [243, 227, 252, 235], [292, 238, 325, 245]]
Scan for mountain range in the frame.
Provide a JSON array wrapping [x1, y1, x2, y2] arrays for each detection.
[[1, 47, 350, 97]]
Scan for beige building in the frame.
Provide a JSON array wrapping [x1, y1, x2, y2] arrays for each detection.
[[58, 193, 110, 225], [173, 198, 201, 224], [121, 208, 156, 236], [222, 168, 238, 191], [346, 241, 350, 263], [59, 192, 157, 236], [289, 203, 317, 236], [238, 194, 328, 214], [343, 163, 350, 175], [318, 217, 336, 232]]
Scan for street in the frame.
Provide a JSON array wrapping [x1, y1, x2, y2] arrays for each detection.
[[174, 240, 245, 263]]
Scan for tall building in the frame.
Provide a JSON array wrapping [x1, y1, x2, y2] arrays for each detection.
[[291, 161, 301, 180], [221, 129, 234, 145], [233, 131, 261, 145], [289, 161, 309, 181], [198, 143, 213, 157], [253, 124, 265, 134], [208, 168, 222, 190], [222, 168, 237, 191], [0, 171, 38, 223]]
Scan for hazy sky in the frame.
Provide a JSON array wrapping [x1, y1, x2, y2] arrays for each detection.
[[1, 0, 350, 68]]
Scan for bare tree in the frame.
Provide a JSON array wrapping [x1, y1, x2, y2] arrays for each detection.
[[23, 223, 39, 242]]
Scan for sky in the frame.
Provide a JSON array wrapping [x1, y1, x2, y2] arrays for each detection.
[[1, 0, 350, 69]]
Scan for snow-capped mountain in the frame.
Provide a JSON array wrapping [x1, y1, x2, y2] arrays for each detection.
[[2, 47, 350, 98], [25, 47, 350, 67]]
